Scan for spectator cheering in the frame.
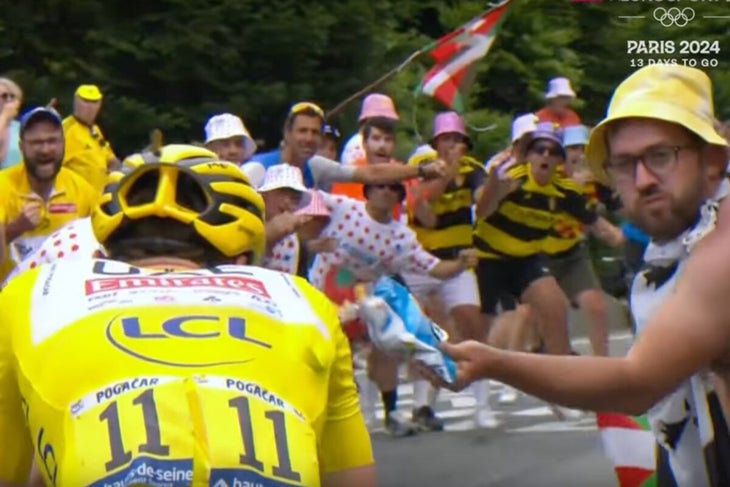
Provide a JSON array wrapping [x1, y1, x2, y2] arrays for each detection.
[[62, 84, 119, 193], [0, 107, 96, 280]]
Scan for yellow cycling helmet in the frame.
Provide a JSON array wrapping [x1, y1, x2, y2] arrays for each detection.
[[92, 144, 266, 265]]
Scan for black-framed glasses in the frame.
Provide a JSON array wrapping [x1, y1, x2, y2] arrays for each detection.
[[605, 145, 691, 182]]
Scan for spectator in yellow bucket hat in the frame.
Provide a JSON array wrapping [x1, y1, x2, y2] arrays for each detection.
[[62, 84, 119, 194], [585, 65, 727, 186], [419, 65, 730, 486]]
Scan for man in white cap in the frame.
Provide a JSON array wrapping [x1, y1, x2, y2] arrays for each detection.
[[484, 113, 538, 174], [259, 165, 333, 278], [204, 113, 257, 165], [258, 164, 313, 252], [430, 65, 730, 486], [536, 77, 582, 128]]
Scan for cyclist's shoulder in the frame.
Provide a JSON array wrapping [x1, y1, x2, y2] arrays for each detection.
[[213, 265, 340, 335], [1, 263, 43, 299], [217, 265, 337, 309]]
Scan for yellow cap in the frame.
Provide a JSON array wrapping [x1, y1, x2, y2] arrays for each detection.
[[586, 65, 727, 185], [75, 84, 103, 102]]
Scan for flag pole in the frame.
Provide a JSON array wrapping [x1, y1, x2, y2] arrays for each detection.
[[325, 0, 514, 120], [325, 48, 428, 120]]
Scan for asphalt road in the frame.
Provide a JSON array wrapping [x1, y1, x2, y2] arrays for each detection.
[[368, 297, 633, 487]]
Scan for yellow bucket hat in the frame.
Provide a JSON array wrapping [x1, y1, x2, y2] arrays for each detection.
[[75, 84, 103, 102], [586, 65, 727, 185]]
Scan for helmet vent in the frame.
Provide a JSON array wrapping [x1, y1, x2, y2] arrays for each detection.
[[175, 170, 209, 213], [126, 171, 159, 206]]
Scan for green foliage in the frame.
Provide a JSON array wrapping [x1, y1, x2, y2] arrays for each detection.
[[1, 0, 727, 159]]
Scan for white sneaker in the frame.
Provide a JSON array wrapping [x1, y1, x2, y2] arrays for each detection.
[[475, 408, 500, 429], [498, 386, 518, 405]]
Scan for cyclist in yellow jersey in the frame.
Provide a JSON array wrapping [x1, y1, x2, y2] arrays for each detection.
[[0, 145, 375, 487], [473, 122, 619, 357]]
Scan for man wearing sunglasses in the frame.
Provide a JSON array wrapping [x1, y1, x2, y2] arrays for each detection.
[[249, 101, 444, 191], [473, 123, 618, 362], [307, 176, 478, 437]]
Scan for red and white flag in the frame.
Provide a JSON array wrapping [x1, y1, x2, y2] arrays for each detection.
[[418, 0, 515, 112]]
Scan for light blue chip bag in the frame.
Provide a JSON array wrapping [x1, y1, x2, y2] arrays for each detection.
[[359, 276, 456, 384]]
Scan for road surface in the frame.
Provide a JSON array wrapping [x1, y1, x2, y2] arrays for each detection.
[[368, 299, 633, 487]]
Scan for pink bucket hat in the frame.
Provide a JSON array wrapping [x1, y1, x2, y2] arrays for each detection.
[[431, 111, 472, 148], [295, 190, 331, 219], [358, 94, 399, 122]]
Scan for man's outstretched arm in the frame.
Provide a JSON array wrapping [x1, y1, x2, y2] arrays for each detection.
[[441, 204, 730, 414]]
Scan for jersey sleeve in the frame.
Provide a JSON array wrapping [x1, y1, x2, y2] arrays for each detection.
[[391, 228, 439, 275], [0, 284, 33, 483], [307, 156, 357, 189], [316, 293, 374, 472]]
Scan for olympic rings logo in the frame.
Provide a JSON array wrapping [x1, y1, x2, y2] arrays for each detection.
[[653, 7, 695, 28]]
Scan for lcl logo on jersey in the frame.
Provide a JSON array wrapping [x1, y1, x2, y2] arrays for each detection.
[[105, 313, 272, 367]]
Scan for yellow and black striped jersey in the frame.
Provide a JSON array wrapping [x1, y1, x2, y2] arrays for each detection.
[[474, 162, 598, 259], [544, 179, 620, 256], [407, 154, 485, 258]]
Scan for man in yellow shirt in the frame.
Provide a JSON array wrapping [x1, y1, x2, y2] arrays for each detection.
[[0, 107, 96, 280], [62, 84, 119, 193]]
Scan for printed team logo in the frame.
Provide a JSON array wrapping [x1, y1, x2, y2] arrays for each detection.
[[84, 275, 271, 298], [105, 312, 272, 367]]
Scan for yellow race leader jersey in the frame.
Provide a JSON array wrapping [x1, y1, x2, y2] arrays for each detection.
[[0, 259, 372, 487]]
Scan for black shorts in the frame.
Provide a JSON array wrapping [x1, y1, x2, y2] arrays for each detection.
[[476, 255, 550, 315]]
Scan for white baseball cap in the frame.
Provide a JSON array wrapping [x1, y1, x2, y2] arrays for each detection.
[[204, 113, 257, 161], [545, 77, 577, 100], [511, 113, 538, 143]]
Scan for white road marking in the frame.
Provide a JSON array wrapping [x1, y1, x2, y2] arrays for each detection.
[[363, 331, 635, 434]]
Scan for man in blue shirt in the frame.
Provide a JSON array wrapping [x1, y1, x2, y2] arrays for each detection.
[[249, 102, 444, 190]]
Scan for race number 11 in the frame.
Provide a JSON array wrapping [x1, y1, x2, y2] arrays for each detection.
[[199, 386, 318, 486]]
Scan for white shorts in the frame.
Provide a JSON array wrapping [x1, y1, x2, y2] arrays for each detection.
[[401, 269, 481, 311]]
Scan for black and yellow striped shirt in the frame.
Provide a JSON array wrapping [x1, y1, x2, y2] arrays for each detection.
[[544, 180, 619, 256], [408, 154, 485, 259], [474, 162, 598, 259]]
